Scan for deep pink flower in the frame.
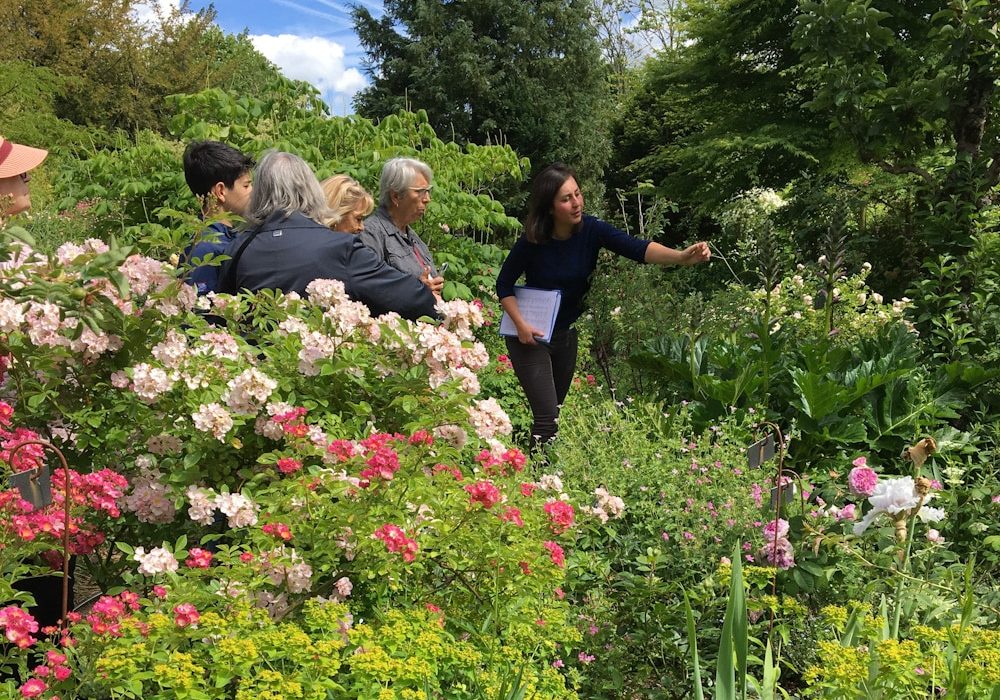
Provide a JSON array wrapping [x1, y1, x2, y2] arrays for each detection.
[[500, 506, 524, 527], [173, 603, 200, 628], [465, 480, 502, 509], [262, 522, 293, 541], [759, 538, 795, 570], [543, 499, 575, 533], [408, 430, 433, 446], [0, 606, 39, 649], [276, 457, 302, 475], [578, 652, 595, 664], [184, 547, 213, 568], [762, 518, 789, 541], [373, 524, 419, 562], [543, 540, 565, 568], [19, 678, 47, 698]]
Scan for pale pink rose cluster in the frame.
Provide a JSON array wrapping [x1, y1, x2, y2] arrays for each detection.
[[184, 486, 259, 528], [151, 329, 189, 369], [296, 330, 340, 376], [133, 546, 179, 576], [224, 367, 278, 414], [215, 491, 260, 528], [432, 424, 468, 449], [0, 298, 26, 333], [536, 474, 563, 493], [55, 238, 110, 266], [323, 298, 373, 337], [465, 397, 513, 440], [435, 299, 484, 340], [192, 402, 234, 441], [118, 254, 174, 297], [131, 363, 177, 402], [580, 487, 626, 524], [123, 469, 176, 524], [261, 546, 313, 594], [196, 331, 242, 360], [305, 278, 350, 308], [186, 486, 217, 525]]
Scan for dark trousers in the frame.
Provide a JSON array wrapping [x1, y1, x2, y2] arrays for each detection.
[[505, 327, 578, 446]]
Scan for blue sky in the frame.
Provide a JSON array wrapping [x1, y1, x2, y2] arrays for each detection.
[[144, 0, 383, 114], [137, 1, 658, 116]]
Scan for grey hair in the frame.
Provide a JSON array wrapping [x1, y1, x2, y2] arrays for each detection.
[[379, 157, 433, 208], [245, 150, 334, 227]]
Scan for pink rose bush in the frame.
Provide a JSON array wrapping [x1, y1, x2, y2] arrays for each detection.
[[0, 232, 582, 696]]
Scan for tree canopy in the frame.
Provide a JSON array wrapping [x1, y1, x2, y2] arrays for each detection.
[[352, 0, 612, 180], [0, 0, 292, 137]]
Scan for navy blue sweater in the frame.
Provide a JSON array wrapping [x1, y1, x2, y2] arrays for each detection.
[[496, 215, 650, 329]]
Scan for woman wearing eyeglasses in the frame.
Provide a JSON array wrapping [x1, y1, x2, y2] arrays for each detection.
[[0, 137, 48, 223], [360, 157, 444, 296]]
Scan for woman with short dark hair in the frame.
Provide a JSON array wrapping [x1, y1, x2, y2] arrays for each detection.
[[496, 163, 711, 447]]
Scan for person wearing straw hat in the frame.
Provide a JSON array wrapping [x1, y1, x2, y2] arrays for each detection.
[[0, 136, 48, 221]]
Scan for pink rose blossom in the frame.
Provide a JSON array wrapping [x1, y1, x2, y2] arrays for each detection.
[[19, 678, 47, 698], [173, 603, 200, 628], [848, 465, 879, 497], [543, 540, 565, 567]]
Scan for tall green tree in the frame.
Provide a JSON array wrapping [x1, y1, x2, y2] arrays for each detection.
[[351, 0, 612, 180], [609, 0, 829, 215], [1, 0, 290, 135], [611, 0, 999, 252], [793, 0, 1000, 251]]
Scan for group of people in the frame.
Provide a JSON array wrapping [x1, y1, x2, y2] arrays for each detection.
[[1, 135, 710, 450], [180, 141, 443, 321]]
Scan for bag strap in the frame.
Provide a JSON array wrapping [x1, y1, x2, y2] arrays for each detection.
[[217, 227, 262, 295]]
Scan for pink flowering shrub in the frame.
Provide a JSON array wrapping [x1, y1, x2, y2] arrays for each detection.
[[0, 230, 586, 696]]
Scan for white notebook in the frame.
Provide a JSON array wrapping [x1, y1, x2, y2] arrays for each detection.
[[499, 286, 562, 343]]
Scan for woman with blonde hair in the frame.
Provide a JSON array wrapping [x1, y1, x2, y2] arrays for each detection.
[[321, 174, 375, 234]]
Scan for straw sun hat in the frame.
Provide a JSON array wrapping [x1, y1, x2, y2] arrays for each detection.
[[0, 137, 48, 179]]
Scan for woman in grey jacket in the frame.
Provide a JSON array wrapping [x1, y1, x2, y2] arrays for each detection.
[[360, 157, 444, 297]]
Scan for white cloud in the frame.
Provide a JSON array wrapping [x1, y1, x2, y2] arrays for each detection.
[[131, 0, 196, 30], [250, 33, 367, 112]]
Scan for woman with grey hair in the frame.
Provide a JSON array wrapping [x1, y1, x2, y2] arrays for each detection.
[[218, 151, 439, 320], [360, 156, 444, 295], [244, 150, 333, 227]]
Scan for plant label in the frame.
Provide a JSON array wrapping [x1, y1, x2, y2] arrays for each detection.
[[746, 434, 776, 468], [769, 482, 796, 510], [8, 465, 53, 509]]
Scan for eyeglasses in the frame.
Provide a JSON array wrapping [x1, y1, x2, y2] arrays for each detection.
[[19, 172, 30, 184], [409, 186, 433, 197]]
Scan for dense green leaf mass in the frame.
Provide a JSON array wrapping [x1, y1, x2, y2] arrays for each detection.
[[352, 0, 612, 183]]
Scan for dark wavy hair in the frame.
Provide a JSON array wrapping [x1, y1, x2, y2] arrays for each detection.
[[523, 163, 579, 244]]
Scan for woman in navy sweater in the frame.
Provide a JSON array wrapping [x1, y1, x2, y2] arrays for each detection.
[[496, 163, 710, 447]]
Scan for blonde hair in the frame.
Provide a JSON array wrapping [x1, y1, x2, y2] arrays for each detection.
[[321, 174, 375, 232]]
